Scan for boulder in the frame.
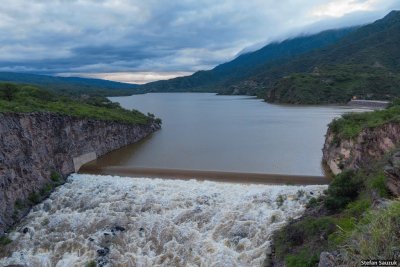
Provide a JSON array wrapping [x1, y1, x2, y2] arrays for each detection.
[[318, 252, 336, 267]]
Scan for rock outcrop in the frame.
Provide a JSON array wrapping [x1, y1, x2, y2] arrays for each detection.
[[383, 151, 400, 197], [318, 252, 337, 267], [323, 122, 400, 175], [0, 112, 160, 234]]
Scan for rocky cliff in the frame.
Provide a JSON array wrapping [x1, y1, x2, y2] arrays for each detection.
[[323, 122, 400, 175], [0, 112, 160, 234]]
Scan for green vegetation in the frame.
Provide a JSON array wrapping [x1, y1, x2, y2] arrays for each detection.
[[330, 101, 400, 139], [138, 11, 400, 105], [324, 170, 364, 211], [50, 171, 62, 183], [369, 172, 391, 198], [0, 72, 138, 97], [0, 236, 12, 247], [0, 83, 155, 125], [344, 198, 372, 217], [267, 64, 400, 104], [13, 170, 67, 225], [259, 11, 400, 104], [139, 28, 354, 94], [274, 216, 336, 266], [273, 98, 400, 264], [40, 183, 54, 196], [28, 191, 41, 205], [340, 201, 400, 265], [85, 260, 97, 267], [13, 176, 60, 219], [14, 199, 25, 210], [285, 249, 320, 267], [273, 146, 395, 265]]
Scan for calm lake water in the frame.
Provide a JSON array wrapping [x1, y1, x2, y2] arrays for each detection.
[[92, 93, 362, 176]]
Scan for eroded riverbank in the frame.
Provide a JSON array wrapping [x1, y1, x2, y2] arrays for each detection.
[[0, 174, 326, 267]]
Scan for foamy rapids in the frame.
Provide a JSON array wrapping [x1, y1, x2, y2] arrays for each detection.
[[0, 174, 326, 267]]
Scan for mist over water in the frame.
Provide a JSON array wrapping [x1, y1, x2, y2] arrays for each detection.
[[93, 93, 362, 176], [0, 174, 326, 267]]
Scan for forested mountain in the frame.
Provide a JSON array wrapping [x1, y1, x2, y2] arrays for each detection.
[[256, 10, 400, 103], [140, 11, 400, 104], [0, 72, 138, 96], [139, 28, 356, 93]]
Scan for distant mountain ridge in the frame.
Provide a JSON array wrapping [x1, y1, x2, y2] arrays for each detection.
[[140, 10, 400, 104], [0, 72, 138, 96], [139, 28, 356, 93], [262, 10, 400, 103], [3, 11, 399, 103]]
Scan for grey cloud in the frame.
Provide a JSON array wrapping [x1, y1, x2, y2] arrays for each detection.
[[0, 0, 399, 76]]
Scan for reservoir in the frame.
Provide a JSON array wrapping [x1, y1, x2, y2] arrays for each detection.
[[86, 93, 362, 176], [0, 94, 365, 266]]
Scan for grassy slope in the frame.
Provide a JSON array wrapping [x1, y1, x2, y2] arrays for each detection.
[[330, 100, 400, 139], [273, 103, 400, 266], [0, 83, 155, 125]]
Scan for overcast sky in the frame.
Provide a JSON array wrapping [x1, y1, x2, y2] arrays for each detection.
[[0, 0, 399, 84]]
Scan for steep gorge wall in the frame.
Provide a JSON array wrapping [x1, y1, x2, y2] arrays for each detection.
[[322, 122, 400, 175], [0, 112, 160, 234]]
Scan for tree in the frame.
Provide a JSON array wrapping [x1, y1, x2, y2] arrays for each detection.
[[0, 83, 17, 101]]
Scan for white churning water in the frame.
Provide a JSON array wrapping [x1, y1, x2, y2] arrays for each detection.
[[0, 174, 326, 267]]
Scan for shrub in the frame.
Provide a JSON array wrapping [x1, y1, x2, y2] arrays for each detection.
[[285, 249, 319, 267], [0, 236, 12, 247], [0, 83, 17, 101], [328, 216, 357, 246], [85, 260, 96, 267], [50, 171, 62, 183], [369, 173, 390, 198], [306, 197, 319, 208], [14, 199, 25, 210], [274, 217, 336, 259], [28, 191, 41, 204], [325, 170, 364, 211], [40, 183, 53, 196], [345, 198, 371, 217]]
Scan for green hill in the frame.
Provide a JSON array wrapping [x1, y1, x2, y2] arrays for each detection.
[[267, 64, 400, 104], [0, 72, 139, 97], [243, 10, 400, 103], [0, 83, 154, 125], [139, 28, 355, 93]]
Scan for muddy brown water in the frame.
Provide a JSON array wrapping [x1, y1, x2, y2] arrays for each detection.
[[81, 93, 367, 182]]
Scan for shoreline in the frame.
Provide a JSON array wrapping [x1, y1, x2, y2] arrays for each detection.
[[79, 165, 329, 185]]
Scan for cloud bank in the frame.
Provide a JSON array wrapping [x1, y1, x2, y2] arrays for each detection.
[[0, 0, 399, 83]]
